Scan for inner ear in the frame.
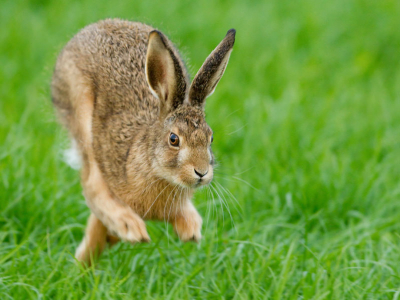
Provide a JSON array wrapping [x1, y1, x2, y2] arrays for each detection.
[[145, 30, 189, 116], [146, 32, 174, 101]]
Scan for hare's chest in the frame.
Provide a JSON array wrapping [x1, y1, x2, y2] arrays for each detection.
[[125, 183, 185, 221]]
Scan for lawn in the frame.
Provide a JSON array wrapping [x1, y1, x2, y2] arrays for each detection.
[[1, 0, 400, 298]]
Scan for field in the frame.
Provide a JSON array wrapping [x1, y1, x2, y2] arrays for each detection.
[[1, 0, 400, 298]]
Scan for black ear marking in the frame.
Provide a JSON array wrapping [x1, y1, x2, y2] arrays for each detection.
[[146, 30, 189, 116], [189, 29, 236, 107]]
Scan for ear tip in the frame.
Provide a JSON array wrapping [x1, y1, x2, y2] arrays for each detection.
[[149, 30, 162, 38], [149, 30, 167, 46], [226, 29, 236, 46], [227, 28, 236, 36]]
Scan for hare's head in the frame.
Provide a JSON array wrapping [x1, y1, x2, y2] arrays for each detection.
[[145, 29, 235, 188]]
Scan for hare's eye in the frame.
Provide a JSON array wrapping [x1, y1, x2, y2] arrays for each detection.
[[169, 133, 179, 147], [211, 134, 214, 143]]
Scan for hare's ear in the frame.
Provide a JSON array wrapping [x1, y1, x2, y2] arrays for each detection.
[[146, 30, 188, 117], [189, 29, 236, 107]]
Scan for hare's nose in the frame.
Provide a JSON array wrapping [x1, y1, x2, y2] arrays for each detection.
[[194, 169, 208, 178]]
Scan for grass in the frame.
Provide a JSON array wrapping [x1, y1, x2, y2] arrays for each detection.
[[1, 0, 400, 298]]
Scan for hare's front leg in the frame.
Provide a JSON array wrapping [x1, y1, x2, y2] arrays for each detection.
[[82, 162, 150, 244], [172, 200, 202, 242]]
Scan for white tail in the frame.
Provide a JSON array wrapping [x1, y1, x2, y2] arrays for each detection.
[[63, 139, 82, 170]]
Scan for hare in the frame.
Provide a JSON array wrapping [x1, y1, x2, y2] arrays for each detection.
[[51, 19, 235, 265]]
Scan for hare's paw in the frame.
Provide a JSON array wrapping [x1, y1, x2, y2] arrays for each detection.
[[106, 209, 150, 243], [173, 208, 202, 242]]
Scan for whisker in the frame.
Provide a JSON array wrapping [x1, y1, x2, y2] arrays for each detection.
[[225, 108, 241, 118], [227, 124, 247, 136], [214, 180, 242, 216], [212, 183, 232, 226], [215, 166, 255, 176], [179, 188, 183, 222], [168, 186, 180, 223], [231, 176, 260, 191], [181, 187, 188, 223], [164, 184, 179, 242], [206, 184, 217, 235], [214, 174, 260, 192], [140, 177, 163, 197], [206, 185, 219, 239], [205, 187, 212, 229], [143, 182, 171, 218], [174, 186, 181, 220], [209, 183, 225, 227], [233, 166, 256, 176], [213, 182, 236, 232]]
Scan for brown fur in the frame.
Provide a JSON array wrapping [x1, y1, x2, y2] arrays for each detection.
[[51, 18, 235, 265]]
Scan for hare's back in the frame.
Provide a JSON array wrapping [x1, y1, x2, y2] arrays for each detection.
[[69, 19, 158, 118]]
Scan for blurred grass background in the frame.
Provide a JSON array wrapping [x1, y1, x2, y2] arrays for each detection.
[[1, 0, 400, 298]]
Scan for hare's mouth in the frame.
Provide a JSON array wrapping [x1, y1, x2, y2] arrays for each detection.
[[192, 176, 213, 189], [194, 181, 202, 188], [174, 177, 212, 189]]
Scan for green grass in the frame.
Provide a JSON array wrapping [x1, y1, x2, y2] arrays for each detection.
[[1, 0, 400, 298]]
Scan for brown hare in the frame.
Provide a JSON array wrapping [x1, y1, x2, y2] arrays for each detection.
[[51, 19, 235, 265]]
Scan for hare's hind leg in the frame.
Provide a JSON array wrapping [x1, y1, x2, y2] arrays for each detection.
[[75, 213, 121, 266], [75, 213, 108, 266], [106, 233, 120, 246], [82, 159, 151, 245], [55, 55, 151, 248]]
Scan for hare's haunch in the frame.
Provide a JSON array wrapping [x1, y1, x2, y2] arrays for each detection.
[[51, 19, 235, 265]]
